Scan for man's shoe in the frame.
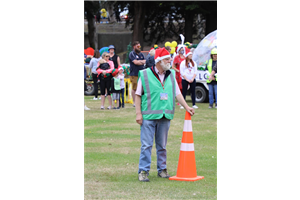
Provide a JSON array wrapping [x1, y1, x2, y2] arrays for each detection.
[[215, 103, 217, 108], [92, 97, 98, 100], [158, 169, 170, 178], [138, 171, 149, 182], [84, 105, 90, 110], [208, 104, 213, 109], [192, 105, 198, 109], [180, 106, 184, 109]]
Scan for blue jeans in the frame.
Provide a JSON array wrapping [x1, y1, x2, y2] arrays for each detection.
[[208, 83, 217, 105], [138, 118, 171, 174]]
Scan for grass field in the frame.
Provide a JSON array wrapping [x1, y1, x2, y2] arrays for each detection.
[[84, 95, 217, 199]]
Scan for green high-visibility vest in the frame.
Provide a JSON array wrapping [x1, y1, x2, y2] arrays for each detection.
[[138, 68, 176, 120], [206, 59, 217, 83], [114, 77, 120, 90]]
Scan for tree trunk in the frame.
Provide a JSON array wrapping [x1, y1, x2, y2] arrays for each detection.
[[132, 1, 145, 50], [87, 16, 96, 49], [205, 14, 217, 35], [107, 2, 116, 23], [184, 11, 195, 43]]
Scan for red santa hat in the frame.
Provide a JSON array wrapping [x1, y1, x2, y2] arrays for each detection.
[[155, 47, 170, 64], [118, 66, 124, 71]]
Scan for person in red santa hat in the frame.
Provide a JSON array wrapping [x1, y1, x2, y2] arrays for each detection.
[[171, 44, 187, 106], [135, 47, 195, 182]]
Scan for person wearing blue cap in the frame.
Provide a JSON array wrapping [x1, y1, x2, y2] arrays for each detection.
[[108, 45, 120, 69]]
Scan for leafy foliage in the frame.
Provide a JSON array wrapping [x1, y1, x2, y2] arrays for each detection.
[[114, 1, 216, 45]]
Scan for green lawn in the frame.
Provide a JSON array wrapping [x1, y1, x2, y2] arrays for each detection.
[[84, 95, 217, 199]]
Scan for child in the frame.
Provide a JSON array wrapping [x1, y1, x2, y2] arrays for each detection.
[[97, 58, 106, 83], [118, 67, 125, 108], [111, 72, 121, 109]]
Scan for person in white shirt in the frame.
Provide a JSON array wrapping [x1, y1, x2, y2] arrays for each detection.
[[118, 67, 125, 108], [89, 50, 101, 100], [179, 52, 198, 109]]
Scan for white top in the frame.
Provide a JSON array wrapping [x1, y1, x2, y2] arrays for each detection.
[[119, 74, 125, 89], [180, 60, 198, 80], [88, 57, 101, 74]]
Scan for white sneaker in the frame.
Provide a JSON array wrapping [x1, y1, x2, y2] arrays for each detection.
[[180, 106, 184, 109], [98, 97, 101, 100], [84, 105, 90, 110], [92, 97, 98, 100], [192, 105, 198, 109]]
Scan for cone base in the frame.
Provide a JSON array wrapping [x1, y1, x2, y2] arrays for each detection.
[[169, 175, 204, 182]]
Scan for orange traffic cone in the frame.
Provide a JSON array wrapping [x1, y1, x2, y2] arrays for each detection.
[[169, 111, 204, 181]]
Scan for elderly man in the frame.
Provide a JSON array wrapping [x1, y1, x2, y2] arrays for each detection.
[[135, 47, 195, 182]]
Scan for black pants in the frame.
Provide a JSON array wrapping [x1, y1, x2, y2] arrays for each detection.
[[119, 88, 125, 107], [100, 76, 111, 95], [182, 79, 196, 106], [92, 73, 99, 98]]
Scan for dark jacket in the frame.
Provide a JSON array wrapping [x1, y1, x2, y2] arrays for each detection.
[[99, 63, 110, 70], [145, 56, 155, 68], [129, 51, 145, 76]]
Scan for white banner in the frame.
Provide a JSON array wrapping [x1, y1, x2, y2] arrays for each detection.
[[196, 69, 210, 82]]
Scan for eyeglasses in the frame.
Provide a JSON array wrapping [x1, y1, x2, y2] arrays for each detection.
[[105, 56, 110, 57]]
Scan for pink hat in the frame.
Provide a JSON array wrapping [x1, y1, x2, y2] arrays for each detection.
[[154, 47, 170, 64]]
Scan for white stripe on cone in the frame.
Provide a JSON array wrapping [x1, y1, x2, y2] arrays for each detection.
[[180, 143, 194, 151], [183, 120, 192, 132]]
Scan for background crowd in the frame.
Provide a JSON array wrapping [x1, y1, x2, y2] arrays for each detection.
[[84, 42, 217, 110]]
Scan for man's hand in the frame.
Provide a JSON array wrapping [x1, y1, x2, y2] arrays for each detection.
[[209, 71, 216, 81], [133, 60, 145, 66], [186, 106, 195, 116], [136, 113, 143, 125], [176, 94, 196, 116], [135, 95, 143, 125], [209, 75, 215, 81]]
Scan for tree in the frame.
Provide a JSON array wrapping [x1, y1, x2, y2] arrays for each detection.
[[84, 1, 100, 49], [173, 2, 217, 42], [119, 1, 217, 47], [131, 1, 146, 46], [100, 1, 117, 23], [119, 1, 147, 48]]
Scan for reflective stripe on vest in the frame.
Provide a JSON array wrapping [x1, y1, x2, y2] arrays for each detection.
[[140, 68, 175, 119]]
